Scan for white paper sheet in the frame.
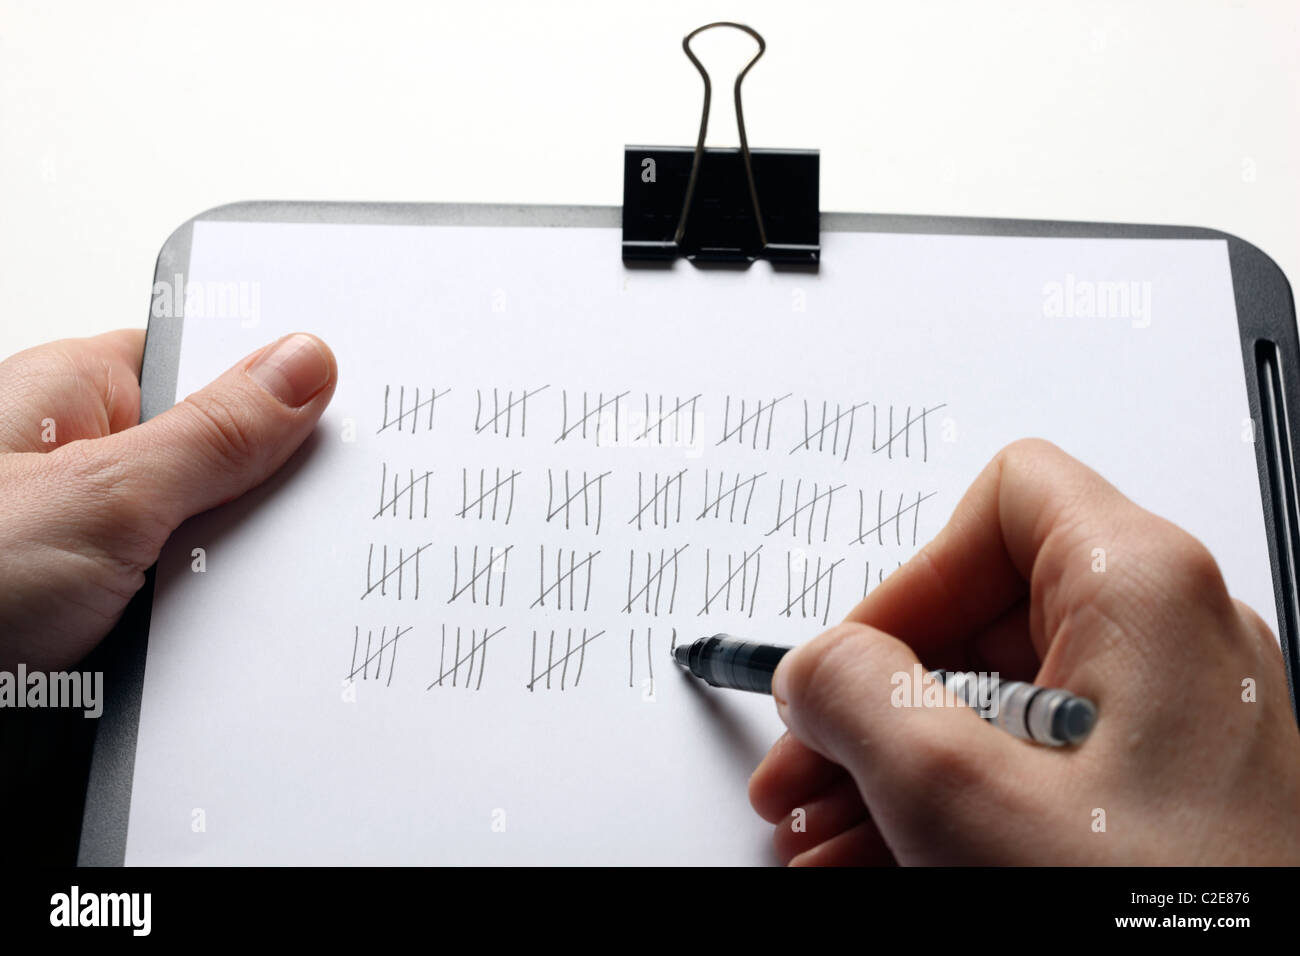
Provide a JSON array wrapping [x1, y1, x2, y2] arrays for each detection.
[[123, 222, 1274, 864]]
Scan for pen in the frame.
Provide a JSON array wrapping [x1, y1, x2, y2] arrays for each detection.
[[672, 633, 1098, 747]]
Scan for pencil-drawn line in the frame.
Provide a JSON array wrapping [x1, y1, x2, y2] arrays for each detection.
[[447, 545, 512, 606], [851, 490, 938, 546], [623, 545, 689, 615], [531, 547, 601, 610], [790, 400, 869, 461], [546, 470, 611, 533], [377, 385, 451, 435], [458, 468, 521, 523], [699, 545, 763, 617], [474, 384, 550, 437], [438, 626, 502, 689], [374, 463, 434, 519], [870, 403, 948, 462], [427, 625, 506, 690], [575, 630, 589, 686], [628, 468, 688, 530], [781, 556, 843, 626], [634, 393, 701, 445], [527, 628, 605, 691], [556, 390, 628, 445], [862, 559, 904, 598], [766, 480, 845, 545], [717, 393, 792, 449], [697, 470, 765, 524], [438, 625, 446, 684], [362, 542, 433, 600], [348, 625, 413, 686], [627, 627, 658, 692]]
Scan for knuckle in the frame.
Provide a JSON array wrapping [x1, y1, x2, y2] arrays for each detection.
[[905, 733, 981, 785], [181, 390, 262, 466], [1232, 598, 1281, 653], [1233, 599, 1271, 638], [891, 734, 991, 823], [1154, 526, 1229, 603]]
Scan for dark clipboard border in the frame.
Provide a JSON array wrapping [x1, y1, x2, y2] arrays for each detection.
[[76, 200, 1300, 865]]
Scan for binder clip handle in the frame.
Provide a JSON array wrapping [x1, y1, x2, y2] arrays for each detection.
[[621, 22, 820, 265], [677, 21, 768, 250]]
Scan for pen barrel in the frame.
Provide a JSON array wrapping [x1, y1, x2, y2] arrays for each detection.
[[931, 671, 1096, 746], [989, 682, 1084, 746], [691, 636, 788, 694]]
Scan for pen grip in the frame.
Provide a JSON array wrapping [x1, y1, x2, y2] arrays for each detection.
[[696, 637, 789, 694]]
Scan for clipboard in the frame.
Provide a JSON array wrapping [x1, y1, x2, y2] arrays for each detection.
[[70, 22, 1300, 864], [69, 199, 1300, 866]]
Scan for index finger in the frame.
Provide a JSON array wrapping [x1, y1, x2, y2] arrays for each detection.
[[842, 438, 1186, 663]]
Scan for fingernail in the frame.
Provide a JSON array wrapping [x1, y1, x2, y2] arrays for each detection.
[[245, 334, 331, 407]]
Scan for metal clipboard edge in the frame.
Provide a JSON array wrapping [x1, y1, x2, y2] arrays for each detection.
[[76, 200, 1299, 866]]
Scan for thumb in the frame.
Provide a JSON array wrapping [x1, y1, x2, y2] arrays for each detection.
[[93, 332, 337, 543], [773, 623, 1028, 853]]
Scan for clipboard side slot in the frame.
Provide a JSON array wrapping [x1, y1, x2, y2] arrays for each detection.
[[1256, 338, 1300, 716]]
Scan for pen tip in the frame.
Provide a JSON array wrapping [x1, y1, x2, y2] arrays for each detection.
[[672, 644, 691, 668]]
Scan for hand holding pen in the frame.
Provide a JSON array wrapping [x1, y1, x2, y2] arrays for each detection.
[[718, 441, 1300, 866], [675, 636, 1097, 746]]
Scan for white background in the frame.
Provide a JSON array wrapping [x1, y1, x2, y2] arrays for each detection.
[[1, 0, 1297, 361]]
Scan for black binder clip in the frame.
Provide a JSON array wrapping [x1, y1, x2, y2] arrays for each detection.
[[622, 22, 820, 266]]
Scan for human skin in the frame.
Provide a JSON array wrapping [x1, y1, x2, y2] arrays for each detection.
[[0, 329, 337, 671], [3, 334, 1296, 865], [750, 439, 1300, 865]]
